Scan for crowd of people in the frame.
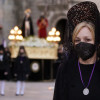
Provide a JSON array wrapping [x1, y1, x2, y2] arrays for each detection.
[[0, 45, 30, 96]]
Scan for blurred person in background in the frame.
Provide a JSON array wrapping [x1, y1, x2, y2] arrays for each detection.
[[53, 43, 63, 78], [14, 46, 30, 96], [0, 45, 9, 96], [5, 47, 11, 80], [5, 47, 11, 66]]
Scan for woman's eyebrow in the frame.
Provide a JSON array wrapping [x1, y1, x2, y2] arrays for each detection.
[[83, 36, 92, 39], [75, 37, 80, 39]]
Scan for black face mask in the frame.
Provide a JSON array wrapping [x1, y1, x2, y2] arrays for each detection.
[[20, 52, 24, 56], [75, 42, 96, 61]]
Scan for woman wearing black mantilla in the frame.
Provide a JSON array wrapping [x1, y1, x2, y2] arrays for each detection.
[[53, 1, 100, 100]]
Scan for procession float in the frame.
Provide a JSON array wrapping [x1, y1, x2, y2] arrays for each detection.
[[8, 26, 60, 80]]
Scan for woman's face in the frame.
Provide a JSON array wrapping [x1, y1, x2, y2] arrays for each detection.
[[74, 27, 94, 45], [20, 49, 24, 53], [26, 13, 30, 18]]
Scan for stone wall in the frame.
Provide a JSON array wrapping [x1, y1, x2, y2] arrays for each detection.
[[0, 0, 68, 45], [0, 0, 16, 43]]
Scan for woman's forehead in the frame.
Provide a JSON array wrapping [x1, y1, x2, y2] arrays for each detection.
[[76, 27, 93, 38]]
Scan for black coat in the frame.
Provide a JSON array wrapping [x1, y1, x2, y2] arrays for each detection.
[[5, 51, 11, 65], [0, 54, 10, 80], [21, 17, 34, 37], [14, 56, 30, 81], [53, 56, 100, 100]]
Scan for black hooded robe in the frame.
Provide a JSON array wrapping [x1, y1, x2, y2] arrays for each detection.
[[14, 56, 30, 81], [53, 56, 100, 100], [0, 54, 10, 80]]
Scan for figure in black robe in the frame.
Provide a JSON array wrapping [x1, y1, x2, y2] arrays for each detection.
[[5, 47, 11, 66], [53, 44, 63, 78], [21, 9, 34, 37], [14, 46, 30, 96], [14, 55, 30, 81], [0, 45, 9, 96], [5, 47, 12, 80]]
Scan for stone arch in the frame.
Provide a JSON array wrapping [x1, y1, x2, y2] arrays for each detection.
[[50, 13, 67, 29]]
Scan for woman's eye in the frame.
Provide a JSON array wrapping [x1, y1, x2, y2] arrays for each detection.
[[74, 39, 80, 43], [85, 38, 91, 42]]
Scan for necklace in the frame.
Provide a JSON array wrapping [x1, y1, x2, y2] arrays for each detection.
[[78, 61, 96, 95]]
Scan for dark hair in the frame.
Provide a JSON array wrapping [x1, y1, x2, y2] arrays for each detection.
[[40, 16, 45, 19], [18, 46, 27, 57], [0, 45, 5, 53]]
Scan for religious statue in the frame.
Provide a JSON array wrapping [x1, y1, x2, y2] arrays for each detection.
[[37, 16, 48, 38], [21, 9, 34, 37]]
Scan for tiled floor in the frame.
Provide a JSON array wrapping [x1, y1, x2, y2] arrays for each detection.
[[0, 81, 55, 100]]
